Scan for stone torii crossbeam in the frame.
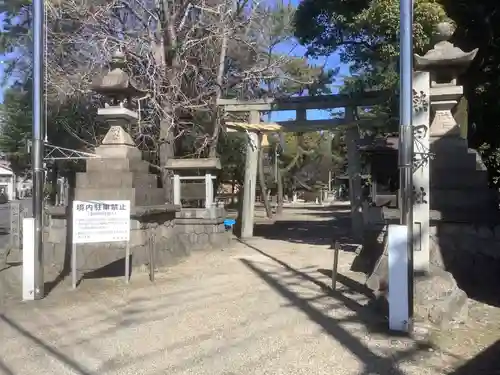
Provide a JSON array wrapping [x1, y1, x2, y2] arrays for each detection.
[[217, 94, 390, 240]]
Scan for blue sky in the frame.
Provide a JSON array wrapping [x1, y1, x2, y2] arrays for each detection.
[[267, 0, 349, 122], [270, 42, 347, 122], [0, 1, 349, 119]]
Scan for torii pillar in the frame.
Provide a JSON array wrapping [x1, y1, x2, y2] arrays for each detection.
[[241, 111, 260, 238], [344, 107, 364, 241]]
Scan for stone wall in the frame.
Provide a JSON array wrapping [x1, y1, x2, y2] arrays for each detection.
[[43, 205, 230, 273], [175, 207, 230, 250], [430, 223, 500, 290]]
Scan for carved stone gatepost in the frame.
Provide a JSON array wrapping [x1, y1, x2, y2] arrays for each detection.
[[412, 71, 431, 272], [413, 21, 496, 223], [357, 22, 489, 331], [345, 110, 364, 242], [410, 21, 483, 329]]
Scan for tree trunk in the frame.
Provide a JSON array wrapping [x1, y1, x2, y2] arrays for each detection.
[[159, 117, 175, 203], [156, 0, 181, 203], [231, 177, 235, 205], [12, 172, 17, 200], [258, 134, 273, 218], [276, 165, 284, 215], [208, 0, 236, 157], [49, 162, 58, 206]]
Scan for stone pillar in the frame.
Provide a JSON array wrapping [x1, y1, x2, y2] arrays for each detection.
[[345, 108, 363, 241], [205, 173, 213, 208], [173, 174, 181, 205], [412, 71, 431, 272], [241, 111, 260, 238]]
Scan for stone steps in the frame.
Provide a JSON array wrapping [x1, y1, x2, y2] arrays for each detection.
[[430, 188, 497, 209], [86, 158, 150, 173], [428, 138, 496, 221], [430, 169, 489, 189], [382, 207, 500, 224], [431, 150, 478, 170], [429, 208, 500, 224]]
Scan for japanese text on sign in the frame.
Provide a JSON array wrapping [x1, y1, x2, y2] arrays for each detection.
[[72, 200, 130, 244]]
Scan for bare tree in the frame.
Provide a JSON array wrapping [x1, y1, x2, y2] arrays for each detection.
[[8, 0, 331, 204]]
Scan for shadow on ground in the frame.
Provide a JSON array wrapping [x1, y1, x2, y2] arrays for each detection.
[[44, 256, 132, 294], [1, 239, 437, 375], [253, 205, 357, 247], [447, 339, 500, 375], [238, 240, 436, 375], [1, 238, 487, 375], [0, 313, 95, 375]]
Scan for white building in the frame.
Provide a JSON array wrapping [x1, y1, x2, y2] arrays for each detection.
[[0, 161, 15, 201]]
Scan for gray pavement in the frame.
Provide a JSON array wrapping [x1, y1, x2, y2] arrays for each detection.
[[0, 207, 497, 375]]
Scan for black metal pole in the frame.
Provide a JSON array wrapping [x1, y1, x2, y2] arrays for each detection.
[[32, 0, 45, 298], [398, 0, 414, 326]]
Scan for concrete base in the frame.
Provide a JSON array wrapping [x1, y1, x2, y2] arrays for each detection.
[[175, 207, 231, 250], [43, 206, 230, 276], [355, 226, 469, 329]]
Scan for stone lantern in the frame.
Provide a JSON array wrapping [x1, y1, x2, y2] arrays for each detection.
[[414, 21, 478, 138], [91, 50, 148, 130]]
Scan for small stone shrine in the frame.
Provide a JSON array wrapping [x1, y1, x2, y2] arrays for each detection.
[[165, 158, 228, 250], [166, 158, 221, 208]]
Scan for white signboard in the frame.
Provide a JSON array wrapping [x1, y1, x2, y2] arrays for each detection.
[[72, 200, 131, 244]]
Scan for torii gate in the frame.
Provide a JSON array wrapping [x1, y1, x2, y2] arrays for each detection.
[[217, 92, 390, 240]]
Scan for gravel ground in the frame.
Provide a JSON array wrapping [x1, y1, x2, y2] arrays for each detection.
[[0, 207, 498, 375]]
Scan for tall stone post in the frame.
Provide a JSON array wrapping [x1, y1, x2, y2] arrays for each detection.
[[412, 71, 431, 272], [345, 107, 364, 241], [241, 111, 260, 238]]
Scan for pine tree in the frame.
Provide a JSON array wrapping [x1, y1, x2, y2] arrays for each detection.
[[0, 0, 32, 84], [0, 83, 32, 176]]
